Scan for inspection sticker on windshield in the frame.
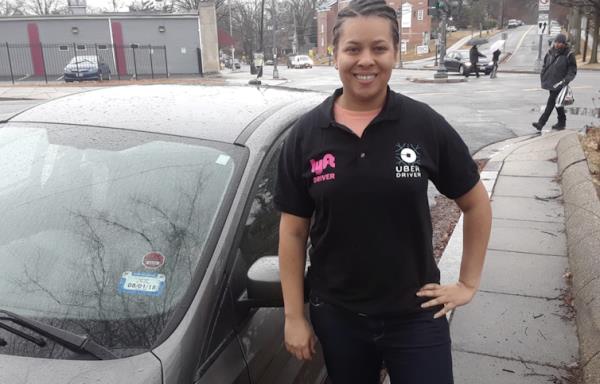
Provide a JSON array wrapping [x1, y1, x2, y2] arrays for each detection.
[[215, 154, 230, 165], [118, 271, 165, 296]]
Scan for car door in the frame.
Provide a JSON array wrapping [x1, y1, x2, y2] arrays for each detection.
[[444, 52, 457, 71], [229, 134, 327, 384]]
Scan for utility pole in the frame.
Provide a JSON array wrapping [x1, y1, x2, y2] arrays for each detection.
[[434, 0, 448, 79], [228, 0, 235, 72], [272, 0, 278, 79]]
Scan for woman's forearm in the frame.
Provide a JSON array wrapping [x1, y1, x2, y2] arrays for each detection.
[[279, 214, 310, 319], [457, 182, 492, 290]]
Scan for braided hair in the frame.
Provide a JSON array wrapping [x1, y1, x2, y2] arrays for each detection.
[[332, 0, 399, 52]]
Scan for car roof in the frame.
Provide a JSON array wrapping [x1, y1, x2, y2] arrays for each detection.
[[8, 85, 321, 143], [71, 55, 98, 60]]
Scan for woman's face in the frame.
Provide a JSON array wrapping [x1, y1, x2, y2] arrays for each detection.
[[334, 16, 397, 107]]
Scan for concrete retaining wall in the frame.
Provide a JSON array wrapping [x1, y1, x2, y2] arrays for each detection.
[[557, 132, 600, 384]]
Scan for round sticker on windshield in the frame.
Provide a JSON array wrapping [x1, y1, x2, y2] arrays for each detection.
[[143, 252, 165, 269]]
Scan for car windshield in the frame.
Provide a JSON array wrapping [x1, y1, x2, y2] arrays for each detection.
[[69, 57, 97, 65], [0, 124, 241, 358]]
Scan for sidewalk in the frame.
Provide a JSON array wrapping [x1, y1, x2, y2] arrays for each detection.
[[441, 130, 581, 383]]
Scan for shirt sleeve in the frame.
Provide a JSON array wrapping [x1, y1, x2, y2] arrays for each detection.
[[274, 124, 315, 218], [429, 112, 480, 199]]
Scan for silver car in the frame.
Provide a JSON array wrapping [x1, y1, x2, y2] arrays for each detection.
[[0, 85, 327, 384]]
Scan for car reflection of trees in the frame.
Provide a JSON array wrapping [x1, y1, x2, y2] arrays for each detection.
[[6, 171, 213, 359]]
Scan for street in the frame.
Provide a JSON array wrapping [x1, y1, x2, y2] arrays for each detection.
[[224, 64, 600, 153]]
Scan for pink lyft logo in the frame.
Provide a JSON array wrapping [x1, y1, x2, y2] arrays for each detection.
[[310, 153, 336, 175]]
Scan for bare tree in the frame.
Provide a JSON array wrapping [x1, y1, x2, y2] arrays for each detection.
[[22, 0, 64, 14], [0, 0, 25, 15], [234, 0, 262, 61], [282, 0, 324, 52], [554, 0, 600, 63]]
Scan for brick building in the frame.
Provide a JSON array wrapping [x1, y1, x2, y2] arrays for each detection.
[[316, 0, 432, 58]]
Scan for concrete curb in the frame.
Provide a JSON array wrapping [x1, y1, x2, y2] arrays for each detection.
[[557, 132, 600, 384], [406, 77, 467, 84]]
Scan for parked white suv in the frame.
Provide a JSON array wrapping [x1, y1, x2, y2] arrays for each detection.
[[287, 55, 314, 69]]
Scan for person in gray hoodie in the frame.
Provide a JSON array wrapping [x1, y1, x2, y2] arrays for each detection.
[[532, 33, 577, 131]]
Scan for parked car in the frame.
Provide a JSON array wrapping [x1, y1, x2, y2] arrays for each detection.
[[224, 58, 241, 69], [265, 59, 274, 65], [507, 19, 519, 28], [287, 55, 314, 69], [63, 55, 111, 82], [0, 85, 327, 384], [443, 50, 494, 76], [446, 25, 457, 32]]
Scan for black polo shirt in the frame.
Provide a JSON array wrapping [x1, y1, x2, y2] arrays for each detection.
[[275, 88, 479, 316]]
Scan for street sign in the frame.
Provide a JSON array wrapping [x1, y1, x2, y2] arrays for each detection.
[[402, 3, 412, 28], [539, 0, 550, 12], [416, 45, 429, 55], [538, 13, 549, 35]]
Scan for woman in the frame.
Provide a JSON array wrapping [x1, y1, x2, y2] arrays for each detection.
[[274, 0, 492, 382]]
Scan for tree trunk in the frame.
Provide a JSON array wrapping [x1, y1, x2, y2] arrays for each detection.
[[590, 11, 599, 64], [574, 6, 582, 54]]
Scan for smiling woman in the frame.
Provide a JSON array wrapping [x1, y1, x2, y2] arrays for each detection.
[[275, 0, 492, 383]]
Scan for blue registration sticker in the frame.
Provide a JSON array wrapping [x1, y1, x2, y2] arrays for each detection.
[[118, 271, 166, 296]]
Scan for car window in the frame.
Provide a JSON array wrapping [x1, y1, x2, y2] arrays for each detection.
[[0, 124, 242, 358], [238, 142, 282, 266]]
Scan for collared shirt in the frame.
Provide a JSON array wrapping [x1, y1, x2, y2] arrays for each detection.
[[275, 87, 479, 316]]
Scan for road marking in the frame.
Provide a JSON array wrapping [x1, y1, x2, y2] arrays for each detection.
[[571, 86, 593, 90], [523, 88, 543, 91], [412, 92, 453, 96], [506, 25, 535, 63], [475, 90, 500, 93]]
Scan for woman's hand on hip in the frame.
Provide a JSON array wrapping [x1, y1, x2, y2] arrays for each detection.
[[284, 315, 317, 361], [416, 281, 478, 319]]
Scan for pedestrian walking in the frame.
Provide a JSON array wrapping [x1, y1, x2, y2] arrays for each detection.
[[467, 44, 486, 78], [274, 0, 493, 383], [490, 48, 501, 78], [532, 33, 577, 131]]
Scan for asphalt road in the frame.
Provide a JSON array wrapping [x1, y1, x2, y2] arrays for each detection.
[[228, 65, 600, 153]]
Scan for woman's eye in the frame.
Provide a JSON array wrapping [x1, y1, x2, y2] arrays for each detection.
[[346, 47, 359, 53], [375, 46, 388, 52]]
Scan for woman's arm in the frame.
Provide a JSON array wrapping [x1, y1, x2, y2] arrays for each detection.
[[279, 212, 317, 360], [417, 181, 492, 318]]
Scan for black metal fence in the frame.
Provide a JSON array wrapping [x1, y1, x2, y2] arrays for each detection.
[[0, 42, 171, 84]]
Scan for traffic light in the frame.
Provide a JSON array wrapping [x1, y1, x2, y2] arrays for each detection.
[[428, 0, 447, 16]]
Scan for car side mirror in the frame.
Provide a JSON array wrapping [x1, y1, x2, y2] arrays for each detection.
[[236, 256, 308, 310]]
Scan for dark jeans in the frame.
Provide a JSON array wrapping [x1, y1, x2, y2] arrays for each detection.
[[468, 61, 480, 77], [539, 89, 566, 126], [309, 295, 453, 384]]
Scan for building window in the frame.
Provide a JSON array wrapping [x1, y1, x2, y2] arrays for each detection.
[[97, 44, 108, 50], [321, 24, 324, 33], [321, 37, 325, 47], [76, 44, 86, 51], [417, 9, 424, 21], [59, 45, 69, 52]]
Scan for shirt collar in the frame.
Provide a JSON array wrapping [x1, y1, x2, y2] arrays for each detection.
[[315, 86, 403, 129]]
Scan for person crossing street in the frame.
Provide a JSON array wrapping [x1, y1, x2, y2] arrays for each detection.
[[532, 33, 577, 132], [467, 44, 486, 78]]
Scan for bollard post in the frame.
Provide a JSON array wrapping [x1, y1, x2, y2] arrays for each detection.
[[6, 42, 14, 85], [163, 45, 169, 78], [40, 44, 48, 84], [149, 45, 154, 80], [132, 45, 138, 80]]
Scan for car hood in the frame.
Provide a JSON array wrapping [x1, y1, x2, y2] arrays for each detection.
[[65, 63, 98, 71], [0, 352, 162, 384]]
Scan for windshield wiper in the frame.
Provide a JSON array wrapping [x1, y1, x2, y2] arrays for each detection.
[[0, 320, 47, 346], [0, 309, 117, 360]]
